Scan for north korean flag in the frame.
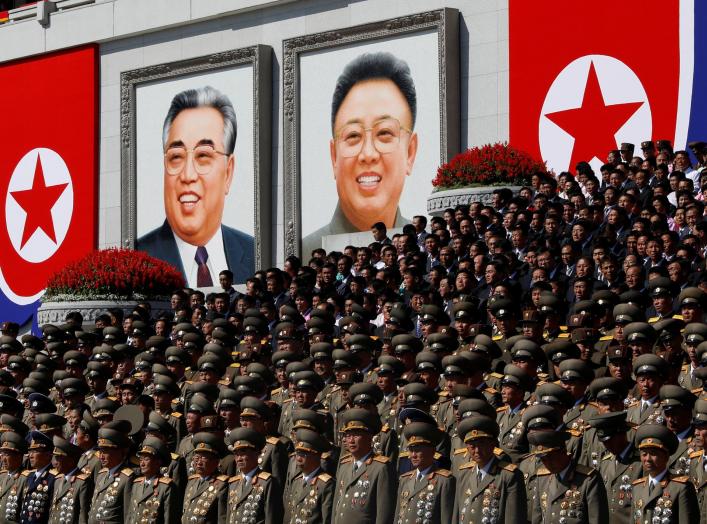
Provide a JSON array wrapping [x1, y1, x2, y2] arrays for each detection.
[[509, 0, 687, 174], [0, 45, 97, 327]]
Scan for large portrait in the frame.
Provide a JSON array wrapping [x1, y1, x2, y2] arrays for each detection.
[[120, 46, 272, 285], [283, 9, 459, 257]]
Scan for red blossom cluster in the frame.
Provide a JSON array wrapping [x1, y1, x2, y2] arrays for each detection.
[[432, 142, 549, 189], [45, 249, 185, 298]]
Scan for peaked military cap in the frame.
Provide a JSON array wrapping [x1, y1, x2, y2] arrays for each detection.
[[0, 431, 26, 453], [403, 421, 443, 448], [522, 404, 561, 430], [349, 382, 384, 406], [339, 407, 382, 434], [294, 428, 330, 454], [635, 424, 678, 455], [586, 411, 630, 441], [193, 432, 226, 456], [459, 415, 499, 443]]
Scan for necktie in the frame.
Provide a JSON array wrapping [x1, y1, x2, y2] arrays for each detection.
[[195, 246, 213, 287], [640, 401, 648, 414], [477, 469, 483, 483], [650, 480, 659, 495], [353, 462, 359, 472]]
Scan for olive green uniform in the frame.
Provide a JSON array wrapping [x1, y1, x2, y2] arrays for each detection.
[[0, 468, 27, 523], [284, 470, 335, 524], [595, 446, 643, 524], [395, 466, 455, 524], [88, 466, 135, 524], [48, 470, 92, 524], [126, 476, 179, 524], [181, 474, 228, 524], [631, 473, 700, 524], [224, 469, 282, 524]]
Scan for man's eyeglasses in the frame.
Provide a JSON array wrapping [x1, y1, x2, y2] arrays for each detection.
[[334, 118, 411, 158], [164, 145, 229, 176]]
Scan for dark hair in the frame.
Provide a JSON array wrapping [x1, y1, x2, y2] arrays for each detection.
[[331, 52, 417, 133]]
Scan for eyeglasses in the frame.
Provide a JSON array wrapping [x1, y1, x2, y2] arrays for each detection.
[[334, 117, 411, 158], [164, 145, 229, 176]]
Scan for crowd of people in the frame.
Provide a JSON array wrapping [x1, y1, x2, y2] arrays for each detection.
[[2, 138, 707, 523]]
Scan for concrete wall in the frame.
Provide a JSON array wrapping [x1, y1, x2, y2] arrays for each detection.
[[0, 0, 509, 266]]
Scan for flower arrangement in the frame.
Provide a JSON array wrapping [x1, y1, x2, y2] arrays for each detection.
[[431, 142, 549, 189], [43, 249, 185, 301]]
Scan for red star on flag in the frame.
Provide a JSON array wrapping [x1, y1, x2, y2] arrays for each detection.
[[10, 153, 68, 248], [545, 61, 644, 171]]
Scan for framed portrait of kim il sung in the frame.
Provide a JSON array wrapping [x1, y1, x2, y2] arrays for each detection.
[[120, 46, 272, 286], [283, 9, 460, 258]]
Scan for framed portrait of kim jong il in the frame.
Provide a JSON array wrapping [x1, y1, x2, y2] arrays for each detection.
[[120, 46, 272, 286], [283, 9, 460, 258]]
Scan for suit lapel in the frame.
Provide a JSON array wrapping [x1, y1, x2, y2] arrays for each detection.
[[346, 459, 369, 489], [236, 477, 254, 506], [471, 462, 496, 499], [159, 220, 186, 276], [222, 226, 244, 276], [136, 480, 156, 505], [53, 477, 71, 501], [190, 478, 212, 502]]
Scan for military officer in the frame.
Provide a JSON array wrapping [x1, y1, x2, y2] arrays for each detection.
[[529, 429, 609, 523], [557, 358, 599, 431], [127, 437, 178, 524], [333, 408, 397, 523], [688, 399, 707, 516], [585, 411, 642, 524], [627, 354, 668, 425], [660, 385, 699, 476], [20, 430, 56, 523], [284, 429, 334, 524], [0, 431, 28, 523], [347, 382, 398, 462], [181, 433, 228, 524], [49, 436, 91, 524], [495, 364, 532, 463], [395, 422, 455, 524], [631, 424, 700, 524], [224, 427, 282, 524], [88, 423, 135, 524], [680, 322, 707, 391]]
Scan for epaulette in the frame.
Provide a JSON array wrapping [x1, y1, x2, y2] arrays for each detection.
[[438, 390, 450, 397], [492, 335, 503, 341], [381, 423, 390, 433], [627, 400, 639, 408], [98, 467, 108, 473], [588, 401, 601, 409], [76, 472, 89, 481], [648, 317, 659, 323], [574, 464, 594, 475], [322, 451, 330, 459], [373, 455, 390, 464], [21, 470, 35, 477], [690, 450, 704, 459], [121, 467, 134, 477], [216, 475, 229, 482], [133, 476, 145, 483], [692, 387, 703, 395], [433, 452, 442, 460], [399, 451, 409, 458], [189, 474, 200, 480], [632, 477, 646, 485], [108, 396, 119, 401], [672, 475, 689, 483], [599, 335, 612, 341], [49, 468, 59, 475], [171, 453, 179, 460], [257, 471, 271, 480], [401, 470, 415, 478], [229, 363, 240, 368], [459, 462, 474, 470], [566, 429, 582, 438], [501, 462, 517, 472], [371, 336, 379, 341], [453, 448, 467, 456], [171, 412, 182, 418], [489, 372, 504, 379], [435, 469, 451, 477], [158, 477, 172, 485], [484, 387, 498, 394], [218, 379, 230, 386], [271, 387, 282, 395], [283, 398, 294, 403], [340, 456, 353, 464], [673, 314, 684, 320], [557, 333, 570, 338], [317, 473, 332, 483], [682, 363, 690, 371], [537, 467, 550, 476], [496, 406, 509, 412], [229, 476, 242, 483], [493, 448, 504, 456], [266, 436, 279, 445]]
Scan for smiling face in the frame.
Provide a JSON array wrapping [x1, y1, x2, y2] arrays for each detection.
[[330, 79, 418, 230], [164, 107, 234, 246]]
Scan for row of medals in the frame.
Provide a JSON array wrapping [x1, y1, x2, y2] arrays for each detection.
[[231, 484, 263, 524], [25, 483, 50, 516], [399, 483, 438, 524], [187, 484, 217, 521], [348, 478, 369, 506], [57, 487, 76, 523], [293, 485, 318, 524], [94, 482, 120, 520], [460, 486, 500, 523]]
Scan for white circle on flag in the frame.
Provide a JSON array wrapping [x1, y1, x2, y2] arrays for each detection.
[[5, 148, 74, 263], [539, 54, 652, 174]]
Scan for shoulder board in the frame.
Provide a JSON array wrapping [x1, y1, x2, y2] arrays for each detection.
[[587, 401, 601, 409], [690, 450, 704, 459], [133, 476, 145, 484], [672, 475, 689, 483], [459, 462, 474, 470], [692, 387, 703, 395], [229, 476, 241, 484], [453, 448, 467, 456], [121, 468, 134, 477], [171, 453, 179, 460], [537, 467, 550, 476], [283, 398, 293, 403], [489, 372, 503, 379], [257, 471, 271, 480], [493, 448, 504, 456], [673, 314, 684, 320], [373, 455, 390, 464], [682, 364, 690, 371], [21, 470, 33, 477], [171, 412, 182, 418], [158, 477, 172, 485], [438, 390, 450, 397], [484, 387, 498, 394], [574, 464, 594, 476], [566, 429, 582, 438], [271, 387, 282, 395], [599, 335, 613, 341], [557, 333, 570, 338], [107, 396, 119, 401], [381, 423, 390, 433], [401, 470, 415, 478], [189, 474, 200, 480], [492, 335, 503, 341], [317, 473, 332, 483], [633, 477, 647, 485], [321, 451, 330, 459], [49, 468, 59, 475], [76, 472, 89, 481], [216, 474, 229, 482], [341, 456, 353, 464], [218, 379, 230, 386], [433, 452, 442, 460], [559, 326, 568, 331], [98, 468, 108, 473], [399, 451, 409, 458], [229, 363, 240, 368], [501, 463, 518, 472], [435, 469, 451, 477], [648, 317, 659, 323], [266, 436, 279, 445], [627, 400, 639, 408], [0, 470, 6, 474], [496, 406, 509, 412]]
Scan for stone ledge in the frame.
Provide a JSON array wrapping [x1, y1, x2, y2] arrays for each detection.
[[427, 186, 522, 216]]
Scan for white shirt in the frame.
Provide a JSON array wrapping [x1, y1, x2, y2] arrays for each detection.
[[648, 469, 668, 490], [354, 452, 372, 471], [243, 467, 259, 485], [173, 229, 228, 288], [303, 467, 321, 485]]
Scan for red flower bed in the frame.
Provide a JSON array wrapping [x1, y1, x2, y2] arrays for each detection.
[[432, 142, 549, 189], [45, 249, 184, 299]]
